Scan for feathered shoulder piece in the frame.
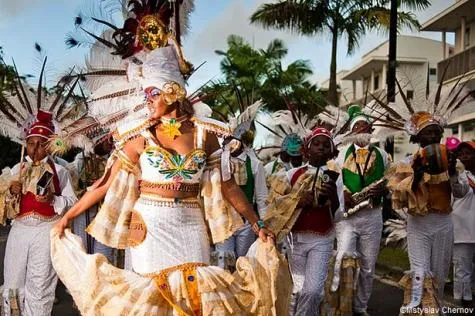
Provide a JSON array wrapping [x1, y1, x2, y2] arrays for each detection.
[[227, 100, 263, 140], [191, 116, 231, 138], [112, 117, 157, 146]]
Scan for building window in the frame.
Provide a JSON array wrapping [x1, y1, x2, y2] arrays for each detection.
[[429, 68, 437, 75], [406, 90, 414, 101], [374, 75, 379, 90], [465, 27, 471, 48]]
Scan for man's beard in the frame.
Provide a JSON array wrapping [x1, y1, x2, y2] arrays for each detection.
[[342, 133, 372, 146]]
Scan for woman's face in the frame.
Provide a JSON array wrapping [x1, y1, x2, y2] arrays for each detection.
[[146, 88, 174, 119]]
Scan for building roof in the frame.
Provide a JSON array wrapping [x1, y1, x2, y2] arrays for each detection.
[[422, 0, 475, 32], [340, 36, 445, 81], [341, 57, 427, 81]]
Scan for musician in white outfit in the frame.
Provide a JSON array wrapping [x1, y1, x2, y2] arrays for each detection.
[[332, 105, 390, 316]]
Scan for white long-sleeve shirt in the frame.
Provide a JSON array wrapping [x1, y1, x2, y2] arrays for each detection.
[[234, 149, 268, 218], [451, 169, 475, 243], [11, 156, 77, 215]]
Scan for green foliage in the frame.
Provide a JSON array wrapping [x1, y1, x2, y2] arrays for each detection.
[[0, 46, 16, 93], [202, 35, 325, 120], [250, 0, 431, 106], [0, 46, 22, 169]]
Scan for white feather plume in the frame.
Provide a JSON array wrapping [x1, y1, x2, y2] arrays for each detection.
[[383, 208, 408, 251], [228, 100, 263, 133]]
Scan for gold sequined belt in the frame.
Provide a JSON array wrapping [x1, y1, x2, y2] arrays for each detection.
[[138, 194, 201, 208], [140, 180, 200, 192], [16, 212, 61, 222], [140, 262, 208, 278]]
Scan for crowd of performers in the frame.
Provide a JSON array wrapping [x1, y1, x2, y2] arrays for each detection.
[[0, 1, 474, 316]]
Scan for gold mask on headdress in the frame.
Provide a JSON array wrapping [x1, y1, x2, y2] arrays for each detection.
[[137, 15, 168, 50]]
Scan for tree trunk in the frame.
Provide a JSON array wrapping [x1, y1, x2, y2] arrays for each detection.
[[328, 28, 339, 106]]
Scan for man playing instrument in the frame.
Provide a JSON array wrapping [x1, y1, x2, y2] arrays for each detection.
[[332, 104, 390, 316]]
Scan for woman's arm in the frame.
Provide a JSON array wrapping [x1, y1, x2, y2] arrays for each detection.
[[55, 137, 143, 237], [205, 133, 274, 241]]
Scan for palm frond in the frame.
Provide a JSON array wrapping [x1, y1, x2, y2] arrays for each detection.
[[250, 1, 328, 35]]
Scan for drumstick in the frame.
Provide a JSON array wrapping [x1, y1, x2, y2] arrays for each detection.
[[17, 144, 25, 181]]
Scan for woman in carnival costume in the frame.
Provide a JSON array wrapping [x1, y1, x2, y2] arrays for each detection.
[[52, 1, 291, 315]]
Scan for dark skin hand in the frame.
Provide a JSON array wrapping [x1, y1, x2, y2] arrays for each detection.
[[9, 181, 22, 195], [448, 150, 457, 177], [368, 185, 389, 199], [10, 136, 51, 197], [411, 125, 443, 191], [344, 191, 356, 209]]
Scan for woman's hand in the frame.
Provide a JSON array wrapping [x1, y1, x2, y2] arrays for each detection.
[[54, 215, 70, 238], [258, 227, 275, 243]]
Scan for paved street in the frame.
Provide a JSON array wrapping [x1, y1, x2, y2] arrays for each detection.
[[0, 225, 472, 315]]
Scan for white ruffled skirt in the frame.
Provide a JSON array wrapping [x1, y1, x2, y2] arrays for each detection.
[[51, 200, 292, 315]]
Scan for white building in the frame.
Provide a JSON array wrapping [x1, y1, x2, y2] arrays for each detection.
[[421, 0, 475, 142], [325, 35, 450, 161]]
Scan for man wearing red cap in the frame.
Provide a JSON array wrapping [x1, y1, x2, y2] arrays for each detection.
[[0, 110, 77, 316], [265, 127, 343, 315], [450, 140, 475, 307]]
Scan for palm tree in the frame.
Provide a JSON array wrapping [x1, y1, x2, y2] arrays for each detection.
[[0, 46, 16, 93], [250, 0, 431, 106], [0, 47, 21, 169], [203, 35, 325, 119]]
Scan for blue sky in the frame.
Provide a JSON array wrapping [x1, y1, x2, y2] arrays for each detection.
[[0, 0, 454, 91]]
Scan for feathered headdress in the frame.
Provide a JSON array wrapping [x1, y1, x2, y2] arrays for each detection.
[[228, 100, 263, 141], [63, 0, 195, 121], [366, 70, 474, 138], [255, 106, 319, 159], [0, 56, 92, 155]]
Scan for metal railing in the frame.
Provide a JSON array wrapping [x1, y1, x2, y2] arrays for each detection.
[[438, 45, 475, 82]]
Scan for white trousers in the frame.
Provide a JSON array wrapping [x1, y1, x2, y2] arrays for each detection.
[[289, 232, 334, 316], [335, 207, 382, 313], [72, 207, 115, 263], [407, 213, 453, 299], [2, 218, 58, 316], [453, 243, 475, 301], [214, 223, 256, 268]]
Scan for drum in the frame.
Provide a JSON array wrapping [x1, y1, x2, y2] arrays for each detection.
[[420, 144, 449, 174]]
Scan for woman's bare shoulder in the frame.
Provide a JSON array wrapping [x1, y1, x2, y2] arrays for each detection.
[[122, 136, 146, 162]]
